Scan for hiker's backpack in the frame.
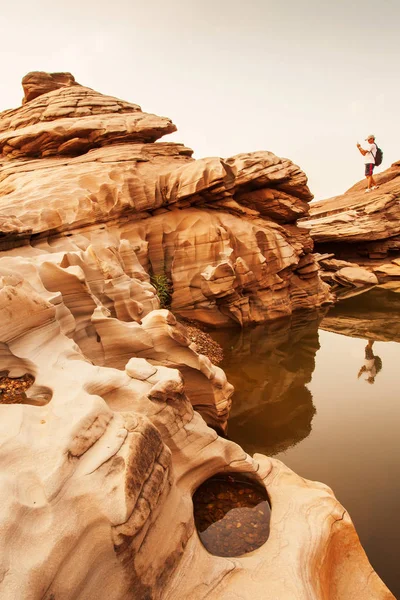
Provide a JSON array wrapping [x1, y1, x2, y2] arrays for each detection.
[[374, 144, 383, 166], [374, 355, 383, 374]]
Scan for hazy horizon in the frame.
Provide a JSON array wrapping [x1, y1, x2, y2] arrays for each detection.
[[1, 0, 399, 200]]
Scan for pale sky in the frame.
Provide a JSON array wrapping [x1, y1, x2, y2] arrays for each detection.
[[1, 0, 399, 200]]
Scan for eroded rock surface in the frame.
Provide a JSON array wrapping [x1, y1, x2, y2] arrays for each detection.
[[0, 71, 332, 326], [0, 72, 393, 599], [0, 284, 392, 599], [22, 70, 79, 103], [302, 161, 400, 261]]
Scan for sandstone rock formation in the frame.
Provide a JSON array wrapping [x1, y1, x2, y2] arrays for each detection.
[[0, 72, 394, 599], [0, 71, 332, 327], [315, 254, 379, 289], [374, 258, 400, 278], [21, 71, 79, 103], [302, 160, 400, 261], [0, 286, 393, 599]]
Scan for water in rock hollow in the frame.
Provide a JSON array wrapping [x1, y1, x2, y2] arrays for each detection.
[[210, 286, 400, 597], [193, 473, 270, 557]]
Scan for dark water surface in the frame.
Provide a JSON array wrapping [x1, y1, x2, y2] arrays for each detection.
[[211, 287, 400, 597], [193, 474, 270, 557]]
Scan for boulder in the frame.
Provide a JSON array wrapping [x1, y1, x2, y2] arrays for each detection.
[[333, 266, 378, 287], [22, 70, 79, 103], [374, 261, 400, 277]]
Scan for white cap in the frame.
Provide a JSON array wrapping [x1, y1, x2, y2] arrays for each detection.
[[365, 134, 375, 140]]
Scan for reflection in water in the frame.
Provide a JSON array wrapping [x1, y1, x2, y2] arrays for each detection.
[[211, 289, 400, 596], [357, 340, 383, 384], [193, 473, 270, 557], [321, 285, 400, 342], [211, 312, 324, 456]]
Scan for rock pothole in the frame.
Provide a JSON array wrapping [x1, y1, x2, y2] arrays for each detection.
[[0, 372, 51, 405], [193, 473, 270, 557]]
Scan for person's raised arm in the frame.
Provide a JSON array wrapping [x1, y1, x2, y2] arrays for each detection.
[[357, 143, 367, 156], [357, 365, 367, 378]]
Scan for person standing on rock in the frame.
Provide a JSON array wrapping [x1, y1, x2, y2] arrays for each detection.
[[356, 135, 379, 192]]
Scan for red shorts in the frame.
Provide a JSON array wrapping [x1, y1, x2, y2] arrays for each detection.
[[365, 163, 375, 176]]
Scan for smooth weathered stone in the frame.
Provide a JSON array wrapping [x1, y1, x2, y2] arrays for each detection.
[[333, 266, 379, 287], [0, 72, 393, 600], [374, 262, 400, 277]]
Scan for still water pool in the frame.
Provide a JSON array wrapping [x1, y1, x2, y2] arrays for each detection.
[[210, 287, 400, 597]]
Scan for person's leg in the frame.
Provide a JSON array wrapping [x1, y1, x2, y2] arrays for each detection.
[[365, 164, 375, 190], [370, 164, 376, 187]]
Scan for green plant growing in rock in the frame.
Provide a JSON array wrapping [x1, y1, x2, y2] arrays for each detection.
[[150, 273, 172, 309]]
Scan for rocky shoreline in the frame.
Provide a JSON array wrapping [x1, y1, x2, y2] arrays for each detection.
[[178, 318, 224, 364], [0, 72, 394, 599]]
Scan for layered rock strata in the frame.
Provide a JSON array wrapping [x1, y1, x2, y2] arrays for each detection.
[[0, 72, 393, 599], [315, 253, 379, 289], [302, 161, 400, 261], [0, 71, 332, 326]]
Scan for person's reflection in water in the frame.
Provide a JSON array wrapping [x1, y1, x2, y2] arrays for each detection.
[[357, 340, 383, 384]]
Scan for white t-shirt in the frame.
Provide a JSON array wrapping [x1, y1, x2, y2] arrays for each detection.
[[364, 142, 377, 164], [363, 358, 377, 379]]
